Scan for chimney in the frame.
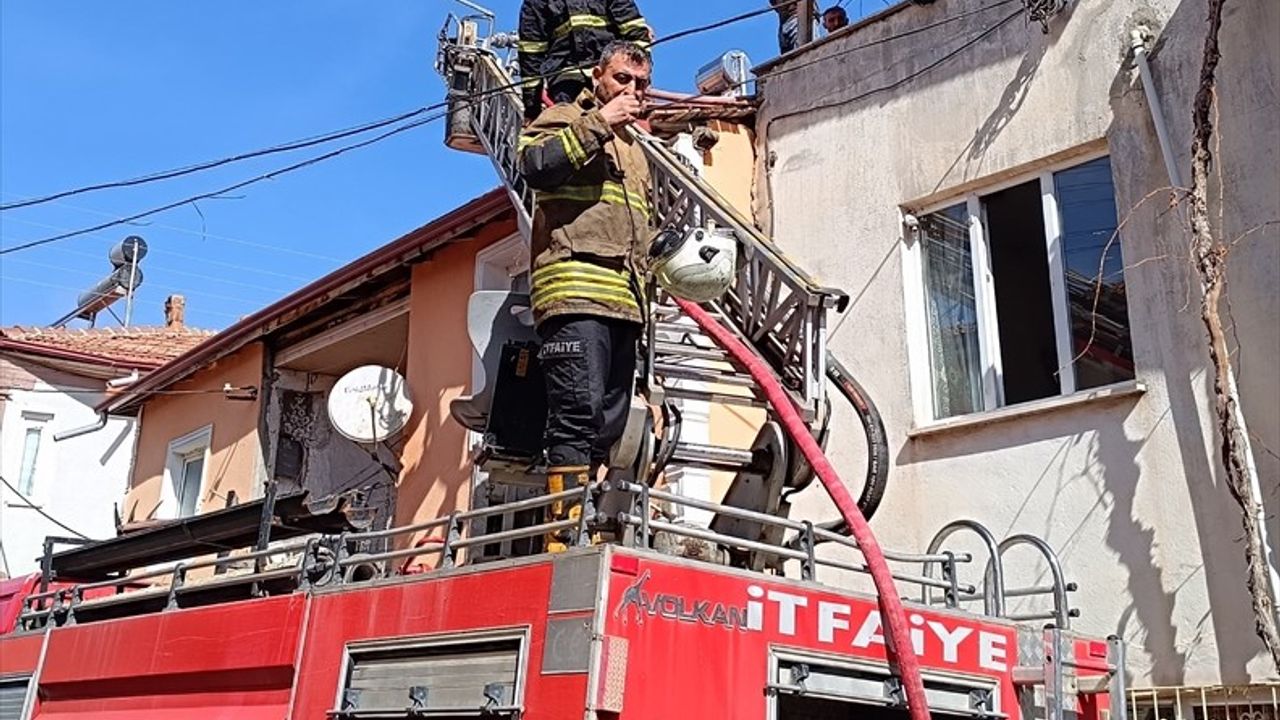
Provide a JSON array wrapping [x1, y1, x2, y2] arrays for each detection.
[[165, 294, 186, 328]]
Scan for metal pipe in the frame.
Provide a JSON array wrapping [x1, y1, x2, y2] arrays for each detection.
[[54, 412, 107, 441], [1130, 30, 1185, 188]]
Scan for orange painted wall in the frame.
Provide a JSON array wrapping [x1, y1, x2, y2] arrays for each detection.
[[702, 119, 767, 502], [125, 342, 265, 522], [396, 219, 518, 549], [700, 120, 758, 220]]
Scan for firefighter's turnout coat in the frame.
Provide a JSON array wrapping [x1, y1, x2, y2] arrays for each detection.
[[517, 90, 652, 327], [517, 0, 650, 118]]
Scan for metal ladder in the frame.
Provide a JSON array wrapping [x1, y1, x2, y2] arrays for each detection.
[[434, 15, 852, 530]]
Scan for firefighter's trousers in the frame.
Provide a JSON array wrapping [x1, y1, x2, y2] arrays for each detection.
[[538, 314, 640, 469]]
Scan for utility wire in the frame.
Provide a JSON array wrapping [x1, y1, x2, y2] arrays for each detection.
[[0, 2, 1020, 256], [766, 5, 1022, 123], [0, 112, 445, 255], [0, 106, 437, 212], [0, 474, 91, 540], [0, 4, 781, 215]]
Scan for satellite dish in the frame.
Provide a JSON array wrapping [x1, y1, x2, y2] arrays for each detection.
[[327, 365, 414, 444]]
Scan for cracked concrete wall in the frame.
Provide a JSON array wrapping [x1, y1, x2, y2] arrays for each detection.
[[755, 0, 1278, 686]]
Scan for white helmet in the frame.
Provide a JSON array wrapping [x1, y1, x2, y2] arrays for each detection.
[[649, 227, 738, 303]]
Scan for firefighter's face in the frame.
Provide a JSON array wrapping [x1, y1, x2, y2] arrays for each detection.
[[594, 55, 651, 104]]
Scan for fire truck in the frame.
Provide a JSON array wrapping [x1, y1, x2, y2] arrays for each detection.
[[0, 491, 1124, 719], [0, 5, 1129, 719]]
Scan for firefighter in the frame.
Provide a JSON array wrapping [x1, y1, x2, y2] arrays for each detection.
[[517, 0, 652, 123], [517, 41, 653, 552]]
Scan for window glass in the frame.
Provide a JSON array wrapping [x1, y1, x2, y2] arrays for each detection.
[[919, 204, 983, 419], [18, 427, 42, 495], [1055, 156, 1134, 389], [178, 454, 204, 517]]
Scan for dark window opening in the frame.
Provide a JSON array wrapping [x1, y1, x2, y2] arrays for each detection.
[[982, 180, 1060, 405]]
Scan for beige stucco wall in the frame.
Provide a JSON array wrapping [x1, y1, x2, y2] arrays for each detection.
[[756, 0, 1278, 687], [395, 218, 518, 551], [125, 342, 265, 521]]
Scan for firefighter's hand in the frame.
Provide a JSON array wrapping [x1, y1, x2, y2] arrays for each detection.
[[600, 93, 643, 130]]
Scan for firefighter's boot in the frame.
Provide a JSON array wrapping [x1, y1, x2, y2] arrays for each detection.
[[545, 465, 591, 553]]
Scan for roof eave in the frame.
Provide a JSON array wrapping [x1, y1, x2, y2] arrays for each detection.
[[100, 187, 513, 416], [0, 338, 166, 372]]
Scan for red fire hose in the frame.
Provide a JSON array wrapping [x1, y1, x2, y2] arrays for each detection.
[[674, 298, 930, 720]]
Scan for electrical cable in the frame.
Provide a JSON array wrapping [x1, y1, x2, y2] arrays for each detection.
[[0, 4, 782, 215], [0, 2, 1021, 257], [0, 106, 438, 212], [768, 6, 1022, 122], [0, 112, 445, 255], [0, 474, 92, 540]]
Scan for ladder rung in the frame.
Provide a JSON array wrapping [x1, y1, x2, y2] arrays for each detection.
[[654, 321, 713, 337], [663, 385, 768, 409], [653, 342, 730, 361], [671, 442, 758, 473], [655, 363, 756, 388]]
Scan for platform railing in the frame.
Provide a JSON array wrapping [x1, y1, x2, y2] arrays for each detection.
[[18, 483, 1080, 635]]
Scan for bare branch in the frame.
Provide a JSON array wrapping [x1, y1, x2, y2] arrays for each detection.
[[1062, 185, 1186, 372]]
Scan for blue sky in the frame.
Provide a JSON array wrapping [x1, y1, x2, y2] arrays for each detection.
[[0, 1, 876, 330]]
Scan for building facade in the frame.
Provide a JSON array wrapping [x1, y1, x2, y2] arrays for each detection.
[[752, 0, 1278, 691], [0, 323, 212, 576]]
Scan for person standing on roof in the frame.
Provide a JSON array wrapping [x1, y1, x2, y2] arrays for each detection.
[[517, 41, 653, 552], [773, 0, 819, 53], [518, 0, 652, 123], [821, 6, 849, 33]]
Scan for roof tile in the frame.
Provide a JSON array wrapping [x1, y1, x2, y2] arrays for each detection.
[[0, 325, 216, 366]]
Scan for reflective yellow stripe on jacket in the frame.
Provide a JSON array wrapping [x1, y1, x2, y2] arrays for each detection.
[[536, 182, 650, 217], [617, 17, 648, 34], [531, 260, 639, 314], [553, 14, 609, 39]]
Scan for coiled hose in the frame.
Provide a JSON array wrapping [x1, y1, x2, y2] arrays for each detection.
[[673, 297, 929, 720]]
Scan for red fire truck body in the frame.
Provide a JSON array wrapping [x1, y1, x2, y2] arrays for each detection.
[[0, 545, 1119, 720]]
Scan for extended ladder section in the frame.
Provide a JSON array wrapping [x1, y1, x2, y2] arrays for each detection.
[[428, 16, 1124, 718], [435, 22, 845, 424]]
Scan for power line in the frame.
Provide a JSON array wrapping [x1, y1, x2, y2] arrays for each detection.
[[767, 6, 1023, 123], [0, 5, 780, 217], [0, 473, 91, 540], [34, 198, 345, 262], [2, 222, 323, 282], [3, 257, 276, 308], [4, 234, 300, 297], [0, 112, 445, 255], [0, 275, 248, 320], [0, 105, 438, 212], [755, 0, 1019, 85], [0, 3, 1017, 256]]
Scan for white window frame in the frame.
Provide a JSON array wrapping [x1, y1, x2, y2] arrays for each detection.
[[332, 627, 530, 715], [11, 411, 54, 504], [160, 424, 212, 519], [902, 149, 1113, 426]]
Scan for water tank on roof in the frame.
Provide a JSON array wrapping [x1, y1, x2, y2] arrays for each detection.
[[109, 235, 148, 266], [696, 50, 751, 98]]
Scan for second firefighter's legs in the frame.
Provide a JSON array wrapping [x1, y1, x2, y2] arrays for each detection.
[[539, 315, 640, 552]]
